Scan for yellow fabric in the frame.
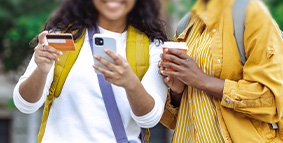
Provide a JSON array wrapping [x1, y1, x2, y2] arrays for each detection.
[[127, 26, 150, 80], [38, 26, 150, 143], [172, 17, 224, 143], [161, 0, 283, 142]]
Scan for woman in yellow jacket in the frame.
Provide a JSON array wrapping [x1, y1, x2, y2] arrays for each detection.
[[159, 0, 283, 142]]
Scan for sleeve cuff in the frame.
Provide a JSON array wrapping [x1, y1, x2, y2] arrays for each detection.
[[13, 82, 45, 114], [131, 95, 163, 128], [221, 79, 238, 109], [160, 88, 185, 130], [221, 79, 273, 109], [165, 88, 180, 113]]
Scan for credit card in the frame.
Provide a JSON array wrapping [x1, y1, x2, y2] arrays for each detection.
[[46, 33, 76, 51]]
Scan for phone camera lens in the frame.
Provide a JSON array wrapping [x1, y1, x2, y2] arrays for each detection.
[[95, 38, 104, 46]]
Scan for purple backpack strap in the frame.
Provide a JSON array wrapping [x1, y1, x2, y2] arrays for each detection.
[[97, 74, 129, 143], [88, 26, 128, 143]]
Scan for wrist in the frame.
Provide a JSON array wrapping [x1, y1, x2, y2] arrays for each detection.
[[195, 73, 211, 91], [35, 67, 49, 77], [169, 88, 183, 108], [170, 88, 184, 96], [124, 75, 140, 91]]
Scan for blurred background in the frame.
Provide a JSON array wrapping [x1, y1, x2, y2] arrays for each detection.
[[0, 0, 282, 143]]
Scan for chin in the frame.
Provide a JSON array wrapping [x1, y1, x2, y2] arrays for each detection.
[[103, 13, 125, 21]]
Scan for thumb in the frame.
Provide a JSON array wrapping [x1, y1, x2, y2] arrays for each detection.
[[164, 77, 171, 86], [38, 31, 49, 44]]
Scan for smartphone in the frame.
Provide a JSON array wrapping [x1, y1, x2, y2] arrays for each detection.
[[93, 34, 117, 74], [46, 33, 76, 51]]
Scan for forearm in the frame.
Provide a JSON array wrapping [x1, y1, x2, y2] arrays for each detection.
[[197, 74, 225, 99], [124, 77, 155, 116], [19, 67, 48, 103]]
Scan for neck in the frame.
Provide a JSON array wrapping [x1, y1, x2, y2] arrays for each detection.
[[98, 16, 127, 33]]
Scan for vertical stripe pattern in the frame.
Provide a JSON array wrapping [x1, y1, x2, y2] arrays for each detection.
[[172, 18, 224, 143]]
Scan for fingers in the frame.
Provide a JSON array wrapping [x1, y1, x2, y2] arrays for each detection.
[[94, 49, 128, 71], [93, 64, 113, 77], [37, 50, 60, 62], [160, 53, 184, 65], [158, 60, 162, 69], [165, 48, 188, 59], [43, 45, 62, 56], [35, 56, 52, 64], [160, 69, 179, 79], [104, 48, 123, 65], [160, 61, 182, 72], [164, 76, 170, 85], [117, 54, 128, 64], [35, 31, 62, 62], [34, 45, 62, 61], [38, 31, 49, 45], [94, 55, 115, 71], [158, 62, 167, 78]]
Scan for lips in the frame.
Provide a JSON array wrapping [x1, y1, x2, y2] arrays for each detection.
[[102, 0, 125, 10]]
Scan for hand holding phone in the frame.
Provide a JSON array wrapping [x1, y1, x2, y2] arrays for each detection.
[[46, 33, 76, 51], [93, 34, 117, 74]]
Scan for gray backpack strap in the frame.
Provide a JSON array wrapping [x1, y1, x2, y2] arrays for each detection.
[[176, 12, 191, 38], [233, 0, 251, 65]]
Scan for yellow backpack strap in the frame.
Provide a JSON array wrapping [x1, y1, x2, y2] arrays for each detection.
[[126, 26, 150, 143], [38, 30, 86, 143], [144, 128, 150, 143], [126, 26, 150, 80]]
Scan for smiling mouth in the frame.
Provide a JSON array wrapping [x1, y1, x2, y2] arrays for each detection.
[[102, 0, 125, 9]]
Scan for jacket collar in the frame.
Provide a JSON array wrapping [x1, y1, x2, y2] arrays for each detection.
[[191, 0, 233, 26]]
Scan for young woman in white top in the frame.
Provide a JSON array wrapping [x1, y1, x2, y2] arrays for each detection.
[[13, 0, 168, 142]]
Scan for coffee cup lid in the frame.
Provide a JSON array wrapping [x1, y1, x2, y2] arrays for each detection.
[[163, 42, 187, 49]]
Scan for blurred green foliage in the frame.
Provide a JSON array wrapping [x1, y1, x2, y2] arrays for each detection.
[[266, 0, 283, 29], [0, 0, 59, 71], [166, 0, 196, 19], [0, 0, 282, 72]]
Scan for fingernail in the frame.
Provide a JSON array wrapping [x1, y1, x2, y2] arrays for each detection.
[[56, 58, 60, 61], [160, 54, 162, 58], [94, 55, 98, 59], [59, 51, 62, 56], [93, 65, 97, 68], [104, 49, 108, 52], [165, 48, 168, 52], [161, 70, 164, 74]]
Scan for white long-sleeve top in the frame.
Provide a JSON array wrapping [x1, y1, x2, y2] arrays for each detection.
[[13, 27, 168, 143]]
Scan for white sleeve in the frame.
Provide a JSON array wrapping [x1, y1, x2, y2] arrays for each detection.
[[13, 53, 55, 114], [131, 40, 168, 128]]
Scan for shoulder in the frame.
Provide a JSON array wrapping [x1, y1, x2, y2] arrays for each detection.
[[246, 0, 272, 21], [244, 0, 278, 34]]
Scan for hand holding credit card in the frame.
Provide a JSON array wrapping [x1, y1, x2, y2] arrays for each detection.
[[46, 33, 76, 51]]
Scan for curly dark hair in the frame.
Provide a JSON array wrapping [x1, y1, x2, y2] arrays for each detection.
[[42, 0, 167, 42]]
